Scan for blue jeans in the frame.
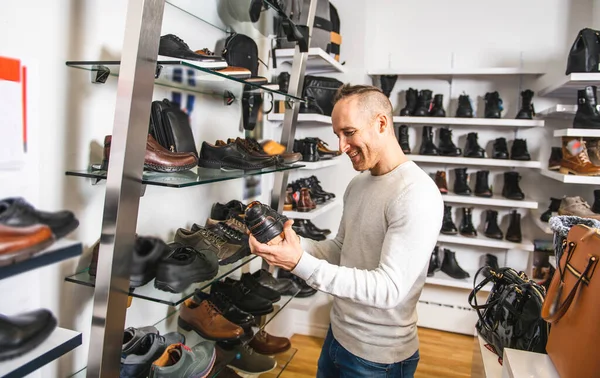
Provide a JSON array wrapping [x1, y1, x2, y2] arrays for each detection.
[[317, 327, 420, 378]]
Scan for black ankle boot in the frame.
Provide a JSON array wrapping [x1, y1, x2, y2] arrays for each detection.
[[438, 127, 461, 156], [506, 210, 522, 243], [548, 147, 563, 170], [515, 89, 535, 119], [441, 205, 458, 235], [464, 132, 485, 158], [456, 94, 473, 118], [474, 170, 492, 197], [483, 210, 503, 239], [429, 94, 446, 117], [380, 75, 397, 98], [277, 72, 290, 93], [400, 88, 418, 116], [592, 190, 600, 214], [484, 91, 503, 118], [428, 247, 441, 277], [540, 197, 562, 222], [482, 254, 500, 278], [459, 207, 477, 237], [502, 171, 525, 200], [413, 90, 433, 117], [510, 139, 531, 160], [441, 249, 470, 279], [573, 86, 600, 129], [297, 138, 319, 162], [453, 168, 472, 195], [398, 125, 411, 154], [492, 137, 509, 159], [419, 126, 439, 155]]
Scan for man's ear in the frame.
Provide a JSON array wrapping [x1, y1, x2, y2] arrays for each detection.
[[377, 113, 388, 134]]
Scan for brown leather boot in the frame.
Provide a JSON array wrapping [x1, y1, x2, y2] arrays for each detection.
[[559, 137, 600, 176], [284, 186, 295, 211], [585, 138, 600, 166], [434, 171, 448, 194], [297, 188, 316, 212], [178, 298, 244, 341]]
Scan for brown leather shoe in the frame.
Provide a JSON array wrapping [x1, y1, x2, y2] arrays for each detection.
[[317, 139, 342, 157], [559, 137, 600, 176], [0, 224, 54, 266], [297, 188, 316, 212], [102, 135, 197, 173], [248, 330, 291, 355], [178, 298, 244, 341], [435, 171, 448, 194]]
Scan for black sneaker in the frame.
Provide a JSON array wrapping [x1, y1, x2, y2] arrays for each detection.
[[210, 280, 273, 316], [154, 243, 219, 293], [194, 290, 255, 328], [158, 34, 227, 69], [244, 201, 288, 244]]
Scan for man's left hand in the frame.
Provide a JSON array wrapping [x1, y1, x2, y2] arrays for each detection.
[[249, 220, 303, 271]]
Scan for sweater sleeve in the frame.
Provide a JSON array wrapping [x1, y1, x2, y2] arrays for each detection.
[[291, 182, 443, 310]]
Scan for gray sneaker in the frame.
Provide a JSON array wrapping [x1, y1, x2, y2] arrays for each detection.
[[149, 341, 216, 378], [217, 343, 277, 374], [122, 326, 159, 357], [174, 227, 244, 265], [120, 332, 185, 378], [558, 196, 600, 220]]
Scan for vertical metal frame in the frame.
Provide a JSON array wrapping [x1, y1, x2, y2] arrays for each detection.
[[87, 0, 165, 376]]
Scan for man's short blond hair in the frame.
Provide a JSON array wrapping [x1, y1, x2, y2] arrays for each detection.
[[333, 84, 394, 123]]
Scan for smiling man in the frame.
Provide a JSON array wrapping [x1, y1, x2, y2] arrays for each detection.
[[249, 84, 443, 378]]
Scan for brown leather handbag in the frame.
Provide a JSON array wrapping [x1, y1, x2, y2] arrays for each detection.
[[541, 224, 600, 378]]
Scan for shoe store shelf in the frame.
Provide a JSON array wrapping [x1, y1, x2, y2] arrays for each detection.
[[539, 169, 600, 184], [299, 158, 342, 170], [64, 255, 258, 306], [426, 270, 491, 292], [538, 73, 600, 98], [1, 327, 82, 378], [368, 67, 544, 77], [531, 209, 553, 235], [473, 334, 503, 378], [267, 113, 332, 126], [502, 348, 559, 378], [66, 164, 303, 188], [274, 47, 346, 74], [283, 198, 341, 220], [437, 234, 535, 252], [553, 128, 600, 137], [0, 240, 82, 281], [537, 105, 576, 119], [409, 155, 542, 168], [442, 193, 539, 209], [392, 116, 544, 128]]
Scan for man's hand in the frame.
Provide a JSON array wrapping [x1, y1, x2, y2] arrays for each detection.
[[249, 220, 303, 271]]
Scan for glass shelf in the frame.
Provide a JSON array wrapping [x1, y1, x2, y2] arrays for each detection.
[[66, 164, 304, 189], [65, 58, 303, 101], [258, 348, 298, 378], [64, 255, 258, 306]]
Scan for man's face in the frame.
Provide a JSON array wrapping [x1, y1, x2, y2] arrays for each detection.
[[332, 97, 383, 172]]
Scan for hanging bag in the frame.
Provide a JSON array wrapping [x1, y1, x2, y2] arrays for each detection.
[[565, 28, 600, 75]]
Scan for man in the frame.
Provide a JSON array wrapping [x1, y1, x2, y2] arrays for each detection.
[[249, 84, 443, 377]]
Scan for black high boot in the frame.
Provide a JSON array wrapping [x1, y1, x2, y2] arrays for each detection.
[[456, 94, 473, 118], [459, 207, 477, 237], [510, 139, 531, 161], [413, 90, 433, 116], [429, 94, 446, 117], [438, 127, 461, 156], [482, 254, 500, 278], [464, 132, 485, 158], [540, 197, 562, 222], [474, 170, 492, 197], [502, 171, 525, 200], [573, 86, 600, 129], [398, 125, 411, 154], [441, 249, 470, 279], [400, 88, 418, 116], [380, 75, 397, 98], [492, 137, 509, 159], [515, 89, 535, 119], [453, 168, 472, 195], [484, 91, 503, 119], [277, 72, 290, 93], [419, 126, 439, 155], [592, 190, 600, 214], [506, 210, 522, 243], [441, 205, 458, 235], [427, 247, 441, 277], [483, 210, 503, 239]]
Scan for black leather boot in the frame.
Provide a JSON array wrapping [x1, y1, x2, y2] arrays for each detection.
[[474, 170, 492, 197], [459, 207, 477, 237], [304, 220, 331, 235], [453, 168, 472, 195], [515, 89, 535, 119], [438, 127, 461, 156], [380, 75, 397, 98], [456, 94, 473, 118], [502, 171, 525, 200], [484, 91, 503, 118], [400, 88, 418, 116], [299, 138, 319, 162], [464, 132, 485, 158], [277, 72, 290, 93], [492, 137, 509, 159], [429, 94, 446, 117], [510, 139, 531, 160], [573, 86, 600, 129], [592, 190, 600, 214], [483, 210, 503, 239], [398, 125, 411, 154], [482, 254, 500, 278], [506, 210, 522, 243], [413, 90, 433, 117], [540, 197, 562, 222], [427, 247, 441, 277], [441, 205, 458, 235], [419, 126, 439, 155], [548, 147, 563, 170], [441, 249, 470, 279], [292, 219, 326, 241]]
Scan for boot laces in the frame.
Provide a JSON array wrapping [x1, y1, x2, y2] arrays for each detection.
[[171, 35, 190, 49], [206, 300, 223, 317], [217, 223, 243, 241], [200, 229, 227, 247], [578, 143, 592, 164]]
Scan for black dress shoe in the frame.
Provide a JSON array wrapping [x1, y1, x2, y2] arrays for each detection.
[[158, 34, 226, 66], [210, 200, 247, 221], [304, 220, 331, 236], [244, 201, 288, 244], [0, 197, 79, 239], [0, 309, 57, 361], [239, 273, 282, 302], [252, 269, 301, 296], [198, 142, 277, 171], [154, 243, 219, 293], [130, 236, 169, 288], [210, 280, 274, 316], [194, 290, 255, 328], [293, 219, 326, 241], [277, 270, 317, 298]]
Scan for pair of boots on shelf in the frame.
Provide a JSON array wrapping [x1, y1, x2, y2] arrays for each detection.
[[441, 206, 522, 243], [540, 193, 600, 222], [548, 136, 600, 176], [293, 138, 341, 162], [429, 247, 501, 280], [285, 176, 335, 212], [292, 219, 331, 241], [400, 89, 446, 117], [435, 169, 525, 200]]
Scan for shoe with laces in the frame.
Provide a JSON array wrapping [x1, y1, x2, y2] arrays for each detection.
[[216, 342, 277, 375], [244, 201, 288, 245], [210, 280, 273, 316], [178, 298, 244, 341], [150, 341, 216, 378], [158, 34, 227, 69], [121, 332, 185, 378], [174, 227, 244, 265], [558, 196, 600, 220], [239, 273, 281, 303], [194, 290, 255, 328], [154, 243, 219, 293], [197, 221, 250, 264]]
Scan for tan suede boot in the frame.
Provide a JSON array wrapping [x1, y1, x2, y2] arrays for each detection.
[[558, 196, 600, 220], [559, 137, 600, 176]]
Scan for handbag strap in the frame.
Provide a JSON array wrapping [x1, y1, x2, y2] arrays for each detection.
[[468, 266, 501, 332]]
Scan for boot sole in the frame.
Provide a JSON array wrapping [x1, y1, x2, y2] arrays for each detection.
[[559, 167, 600, 176], [144, 162, 197, 173]]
